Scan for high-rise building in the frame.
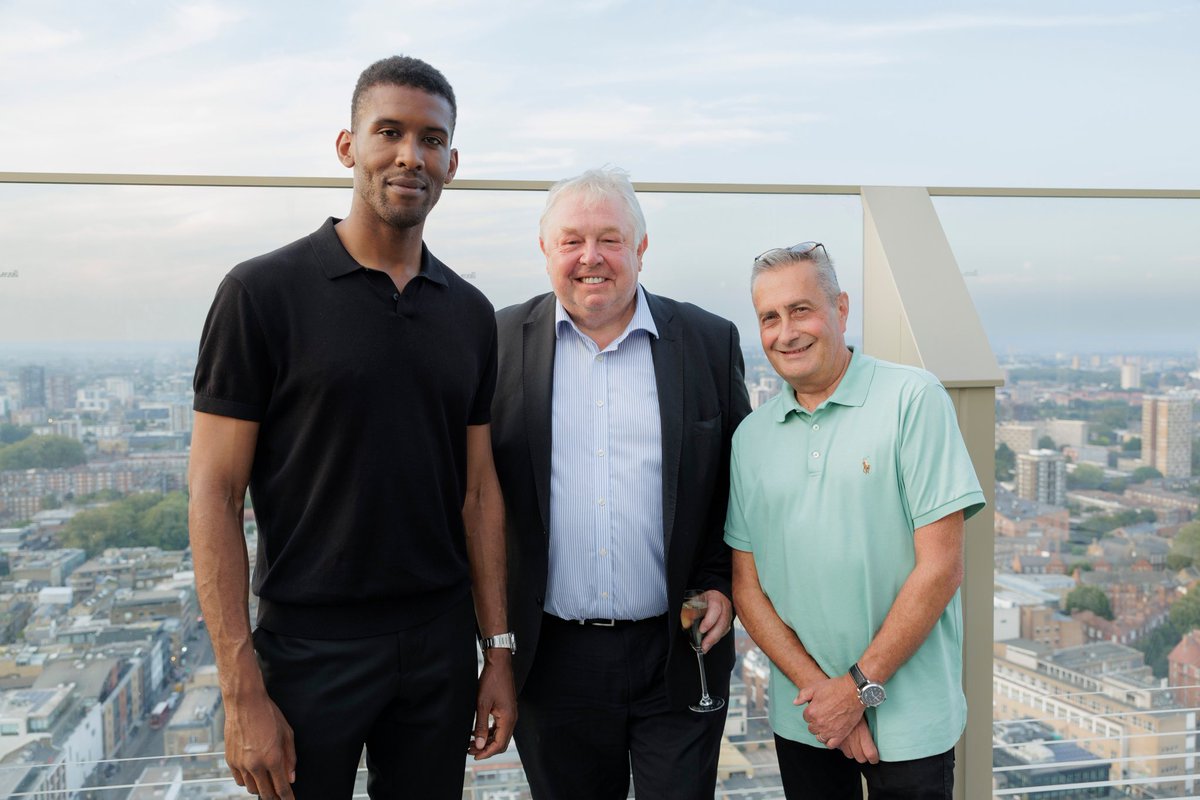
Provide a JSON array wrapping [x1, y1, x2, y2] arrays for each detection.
[[746, 376, 780, 411], [996, 423, 1039, 454], [1142, 394, 1193, 478], [1016, 449, 1066, 506], [18, 366, 45, 409], [1121, 363, 1142, 390], [45, 374, 75, 413], [1047, 419, 1088, 449]]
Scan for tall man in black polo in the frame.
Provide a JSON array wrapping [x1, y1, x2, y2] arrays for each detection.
[[188, 56, 515, 800]]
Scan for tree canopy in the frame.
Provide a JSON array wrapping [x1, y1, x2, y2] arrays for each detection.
[[0, 424, 33, 445], [1069, 464, 1105, 490], [1169, 590, 1200, 634], [1130, 466, 1163, 484], [0, 435, 86, 470], [996, 443, 1015, 482], [1067, 463, 1125, 493], [1077, 508, 1156, 536], [1171, 522, 1200, 564], [59, 492, 189, 556], [1065, 585, 1114, 620]]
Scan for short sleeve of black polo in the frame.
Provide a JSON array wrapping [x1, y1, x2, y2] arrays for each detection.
[[193, 275, 275, 421], [469, 323, 498, 426]]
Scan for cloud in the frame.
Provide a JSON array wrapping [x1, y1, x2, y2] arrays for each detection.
[[511, 101, 810, 149], [805, 11, 1164, 40], [0, 18, 83, 55]]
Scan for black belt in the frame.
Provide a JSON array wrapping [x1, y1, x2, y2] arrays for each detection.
[[545, 613, 664, 629]]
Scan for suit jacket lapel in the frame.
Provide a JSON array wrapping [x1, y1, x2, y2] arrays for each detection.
[[647, 292, 683, 557], [523, 295, 557, 536]]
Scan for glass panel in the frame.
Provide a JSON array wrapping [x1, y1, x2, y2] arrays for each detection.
[[935, 197, 1200, 798], [0, 182, 862, 798]]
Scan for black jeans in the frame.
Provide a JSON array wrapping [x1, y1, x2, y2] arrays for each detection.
[[253, 593, 477, 799], [776, 734, 955, 800]]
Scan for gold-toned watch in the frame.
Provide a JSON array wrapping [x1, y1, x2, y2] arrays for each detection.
[[481, 632, 517, 654]]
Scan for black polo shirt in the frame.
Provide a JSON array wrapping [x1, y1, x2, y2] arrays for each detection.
[[193, 218, 497, 639]]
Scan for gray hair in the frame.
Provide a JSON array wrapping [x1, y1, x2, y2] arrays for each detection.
[[751, 243, 841, 303], [539, 166, 647, 245]]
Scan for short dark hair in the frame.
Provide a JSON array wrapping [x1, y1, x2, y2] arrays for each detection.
[[351, 55, 457, 133]]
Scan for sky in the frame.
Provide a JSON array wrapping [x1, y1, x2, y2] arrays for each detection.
[[0, 0, 1198, 353]]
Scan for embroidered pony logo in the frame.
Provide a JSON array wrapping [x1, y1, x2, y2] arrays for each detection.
[[862, 458, 871, 474]]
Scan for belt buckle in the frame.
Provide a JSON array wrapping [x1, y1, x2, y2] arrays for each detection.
[[591, 618, 617, 627]]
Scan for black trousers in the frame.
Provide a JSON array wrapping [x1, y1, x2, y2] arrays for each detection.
[[775, 734, 955, 800], [515, 613, 727, 800], [252, 593, 477, 799]]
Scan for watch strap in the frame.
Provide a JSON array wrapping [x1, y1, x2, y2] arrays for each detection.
[[849, 662, 870, 688]]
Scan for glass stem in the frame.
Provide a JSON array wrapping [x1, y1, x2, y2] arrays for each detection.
[[695, 648, 713, 706]]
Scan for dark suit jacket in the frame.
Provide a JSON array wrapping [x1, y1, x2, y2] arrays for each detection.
[[491, 289, 751, 709]]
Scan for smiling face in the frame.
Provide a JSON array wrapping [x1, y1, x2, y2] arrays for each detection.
[[541, 191, 647, 346], [752, 260, 851, 408], [336, 83, 458, 232]]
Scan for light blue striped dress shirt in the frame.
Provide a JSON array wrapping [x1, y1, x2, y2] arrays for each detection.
[[546, 285, 667, 621]]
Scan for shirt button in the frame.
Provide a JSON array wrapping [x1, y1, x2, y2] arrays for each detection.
[[601, 591, 609, 598], [812, 423, 820, 431], [598, 498, 606, 506], [599, 548, 608, 557], [596, 354, 606, 362], [595, 399, 604, 407], [811, 450, 821, 459], [596, 449, 606, 457]]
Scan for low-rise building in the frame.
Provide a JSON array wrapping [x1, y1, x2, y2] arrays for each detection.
[[994, 640, 1192, 797]]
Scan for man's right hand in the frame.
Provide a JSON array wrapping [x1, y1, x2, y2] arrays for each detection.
[[837, 718, 880, 764], [225, 692, 297, 799]]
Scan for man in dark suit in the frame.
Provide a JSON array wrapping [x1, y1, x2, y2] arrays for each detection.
[[491, 167, 751, 800]]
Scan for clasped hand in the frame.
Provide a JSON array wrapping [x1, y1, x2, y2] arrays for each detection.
[[795, 675, 879, 764]]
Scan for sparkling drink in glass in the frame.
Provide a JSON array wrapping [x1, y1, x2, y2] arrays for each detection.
[[682, 590, 725, 713]]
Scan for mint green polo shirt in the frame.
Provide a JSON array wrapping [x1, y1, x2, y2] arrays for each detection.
[[725, 351, 985, 762]]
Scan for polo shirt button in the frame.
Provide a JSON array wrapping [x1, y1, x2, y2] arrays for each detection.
[[812, 423, 820, 431], [811, 450, 820, 459], [392, 293, 399, 301]]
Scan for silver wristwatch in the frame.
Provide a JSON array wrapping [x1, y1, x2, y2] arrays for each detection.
[[849, 662, 886, 708], [481, 632, 517, 654]]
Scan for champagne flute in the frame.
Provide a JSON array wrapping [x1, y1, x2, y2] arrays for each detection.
[[681, 590, 725, 713]]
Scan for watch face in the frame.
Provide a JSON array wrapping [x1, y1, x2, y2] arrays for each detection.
[[861, 684, 886, 707]]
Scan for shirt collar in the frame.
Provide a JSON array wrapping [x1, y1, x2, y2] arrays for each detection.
[[311, 217, 449, 287], [554, 284, 659, 346], [773, 348, 875, 422]]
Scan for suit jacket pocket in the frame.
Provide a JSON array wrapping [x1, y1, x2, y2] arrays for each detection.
[[691, 412, 722, 435]]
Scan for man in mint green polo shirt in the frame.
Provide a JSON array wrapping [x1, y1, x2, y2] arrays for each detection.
[[725, 242, 985, 799]]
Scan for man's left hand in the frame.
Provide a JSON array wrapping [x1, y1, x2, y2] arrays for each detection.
[[469, 656, 517, 760], [795, 674, 864, 749], [698, 589, 733, 653]]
